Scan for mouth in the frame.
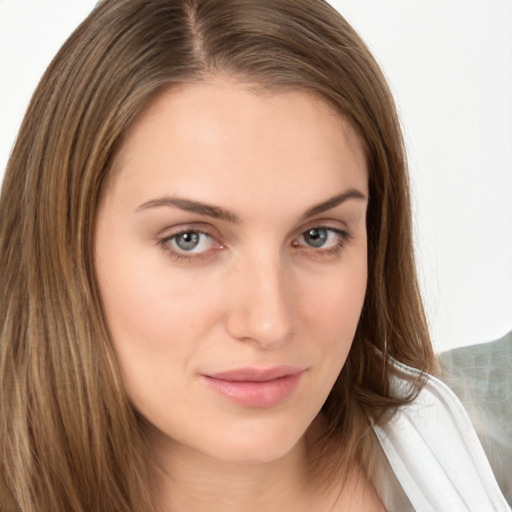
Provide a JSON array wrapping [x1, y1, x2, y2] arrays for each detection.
[[201, 366, 305, 408]]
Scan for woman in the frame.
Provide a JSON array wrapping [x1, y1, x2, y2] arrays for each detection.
[[0, 1, 508, 511]]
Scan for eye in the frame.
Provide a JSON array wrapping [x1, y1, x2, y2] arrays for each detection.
[[295, 227, 347, 250], [302, 228, 330, 248], [173, 231, 205, 252], [160, 229, 221, 257]]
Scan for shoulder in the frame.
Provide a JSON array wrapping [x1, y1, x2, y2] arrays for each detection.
[[372, 357, 511, 512]]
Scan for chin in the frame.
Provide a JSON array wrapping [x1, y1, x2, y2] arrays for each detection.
[[203, 440, 300, 465], [143, 400, 320, 467], [193, 418, 309, 465]]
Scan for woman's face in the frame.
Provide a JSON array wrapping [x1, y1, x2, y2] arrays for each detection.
[[95, 81, 368, 464]]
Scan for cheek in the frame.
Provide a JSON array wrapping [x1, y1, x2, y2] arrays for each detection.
[[94, 231, 226, 410], [97, 268, 221, 422], [97, 244, 222, 350], [296, 253, 367, 393], [300, 257, 367, 339]]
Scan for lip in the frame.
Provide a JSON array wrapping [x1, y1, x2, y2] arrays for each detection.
[[201, 366, 305, 408]]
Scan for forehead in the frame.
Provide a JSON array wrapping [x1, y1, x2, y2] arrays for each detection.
[[108, 81, 368, 215]]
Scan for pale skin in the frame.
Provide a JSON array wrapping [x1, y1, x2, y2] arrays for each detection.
[[95, 80, 385, 511]]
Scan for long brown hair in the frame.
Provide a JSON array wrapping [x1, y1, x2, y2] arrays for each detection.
[[0, 1, 435, 510]]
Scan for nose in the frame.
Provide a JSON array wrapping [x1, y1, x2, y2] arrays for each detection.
[[224, 251, 295, 348]]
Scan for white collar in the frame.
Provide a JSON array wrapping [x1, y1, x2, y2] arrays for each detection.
[[372, 358, 510, 511]]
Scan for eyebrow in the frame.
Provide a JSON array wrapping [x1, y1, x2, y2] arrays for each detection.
[[301, 188, 367, 220], [137, 197, 239, 222], [136, 188, 367, 222]]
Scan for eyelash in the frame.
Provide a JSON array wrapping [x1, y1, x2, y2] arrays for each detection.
[[157, 226, 351, 262], [156, 228, 220, 262], [294, 227, 351, 259]]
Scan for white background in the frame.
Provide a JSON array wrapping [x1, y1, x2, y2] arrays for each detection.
[[1, 0, 511, 351]]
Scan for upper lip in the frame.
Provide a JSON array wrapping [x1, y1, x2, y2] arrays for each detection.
[[204, 366, 305, 382]]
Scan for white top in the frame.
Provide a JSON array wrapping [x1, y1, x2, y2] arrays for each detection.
[[372, 358, 511, 511]]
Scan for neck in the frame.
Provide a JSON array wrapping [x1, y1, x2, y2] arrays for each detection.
[[145, 420, 338, 512], [149, 439, 313, 512], [142, 415, 386, 512]]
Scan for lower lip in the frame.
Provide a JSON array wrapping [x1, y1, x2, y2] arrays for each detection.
[[201, 373, 303, 408]]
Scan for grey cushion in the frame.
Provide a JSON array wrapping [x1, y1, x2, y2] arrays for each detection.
[[439, 331, 512, 505]]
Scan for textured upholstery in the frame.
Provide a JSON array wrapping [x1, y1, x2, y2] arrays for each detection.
[[439, 331, 512, 505]]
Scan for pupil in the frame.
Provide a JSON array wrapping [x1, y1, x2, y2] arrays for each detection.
[[305, 228, 327, 248], [176, 232, 200, 251]]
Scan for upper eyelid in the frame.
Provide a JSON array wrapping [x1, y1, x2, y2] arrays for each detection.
[[156, 221, 349, 244], [290, 221, 349, 241], [298, 217, 349, 229], [157, 222, 219, 239], [293, 227, 349, 244]]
